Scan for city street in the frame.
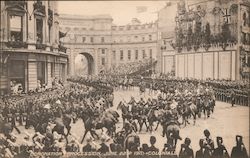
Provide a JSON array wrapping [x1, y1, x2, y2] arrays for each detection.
[[14, 87, 249, 154]]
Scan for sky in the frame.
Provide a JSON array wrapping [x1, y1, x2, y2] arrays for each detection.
[[58, 1, 168, 25]]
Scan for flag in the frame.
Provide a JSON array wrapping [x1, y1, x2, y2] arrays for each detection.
[[136, 6, 147, 13]]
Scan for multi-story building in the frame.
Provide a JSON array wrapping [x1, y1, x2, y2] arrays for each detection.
[[0, 1, 68, 95], [171, 0, 249, 80], [157, 2, 178, 75], [59, 15, 158, 76]]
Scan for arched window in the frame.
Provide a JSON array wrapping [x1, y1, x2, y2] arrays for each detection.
[[243, 12, 247, 26]]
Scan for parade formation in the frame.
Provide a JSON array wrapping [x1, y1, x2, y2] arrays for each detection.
[[0, 75, 249, 158], [0, 0, 250, 158]]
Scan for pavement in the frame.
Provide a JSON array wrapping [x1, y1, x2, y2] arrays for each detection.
[[13, 87, 249, 154]]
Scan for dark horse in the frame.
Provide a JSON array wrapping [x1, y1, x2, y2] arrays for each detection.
[[25, 113, 48, 134], [117, 101, 130, 126], [181, 102, 199, 126], [162, 121, 182, 153], [80, 106, 100, 144]]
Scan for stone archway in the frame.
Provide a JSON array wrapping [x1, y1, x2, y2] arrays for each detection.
[[74, 52, 95, 75]]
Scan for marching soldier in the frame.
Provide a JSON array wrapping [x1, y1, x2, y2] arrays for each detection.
[[230, 90, 236, 107]]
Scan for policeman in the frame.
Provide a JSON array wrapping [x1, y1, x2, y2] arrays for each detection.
[[203, 129, 214, 154], [179, 137, 194, 158], [213, 137, 229, 158], [148, 136, 159, 152], [231, 135, 248, 158]]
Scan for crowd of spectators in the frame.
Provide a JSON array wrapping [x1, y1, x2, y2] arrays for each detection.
[[105, 59, 156, 76], [0, 128, 248, 158]]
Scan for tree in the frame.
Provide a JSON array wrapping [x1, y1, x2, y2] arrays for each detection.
[[175, 28, 184, 52], [220, 23, 231, 50], [204, 22, 211, 50], [187, 26, 193, 51], [193, 20, 202, 51], [221, 23, 231, 43]]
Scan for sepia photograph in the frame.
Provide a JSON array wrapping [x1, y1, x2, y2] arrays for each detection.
[[0, 0, 249, 157]]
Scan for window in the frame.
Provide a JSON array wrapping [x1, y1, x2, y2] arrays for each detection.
[[37, 61, 45, 85], [142, 50, 146, 59], [149, 49, 152, 58], [101, 37, 105, 43], [142, 36, 145, 41], [134, 36, 138, 40], [243, 12, 246, 26], [48, 25, 51, 42], [128, 50, 131, 60], [36, 18, 43, 44], [149, 35, 152, 41], [90, 37, 94, 43], [120, 50, 123, 60], [51, 63, 55, 77], [101, 57, 105, 65], [127, 36, 131, 42], [9, 15, 23, 42], [82, 37, 86, 43], [163, 40, 167, 45], [102, 49, 105, 54], [135, 50, 138, 60], [242, 32, 246, 44]]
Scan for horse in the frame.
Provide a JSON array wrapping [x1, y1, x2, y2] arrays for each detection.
[[180, 102, 199, 126], [203, 97, 212, 118], [25, 113, 48, 134], [117, 101, 130, 126], [163, 122, 182, 153], [137, 106, 149, 132], [80, 117, 99, 144], [147, 108, 166, 132]]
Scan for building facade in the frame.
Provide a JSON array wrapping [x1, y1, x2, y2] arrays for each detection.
[[59, 15, 158, 76], [172, 0, 250, 80], [157, 2, 178, 75], [0, 1, 68, 95]]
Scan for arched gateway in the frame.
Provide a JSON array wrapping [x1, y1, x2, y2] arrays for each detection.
[[74, 52, 95, 75]]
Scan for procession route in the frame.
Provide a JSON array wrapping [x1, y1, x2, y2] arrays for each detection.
[[14, 87, 249, 154]]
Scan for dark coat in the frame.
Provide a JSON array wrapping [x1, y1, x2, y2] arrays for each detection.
[[82, 143, 95, 152], [195, 148, 212, 158], [98, 143, 109, 154], [213, 145, 230, 158], [148, 145, 159, 152], [231, 145, 248, 158]]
